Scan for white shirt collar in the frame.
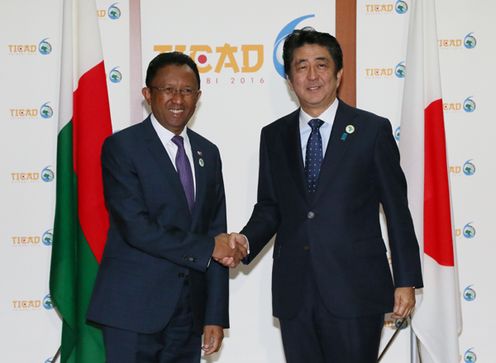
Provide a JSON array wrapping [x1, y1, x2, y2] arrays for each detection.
[[150, 113, 189, 143], [299, 98, 339, 129]]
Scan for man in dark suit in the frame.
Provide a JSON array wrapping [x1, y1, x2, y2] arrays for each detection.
[[87, 52, 246, 363], [228, 28, 423, 363]]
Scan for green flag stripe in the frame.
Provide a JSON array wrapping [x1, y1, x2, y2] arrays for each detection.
[[50, 121, 105, 362]]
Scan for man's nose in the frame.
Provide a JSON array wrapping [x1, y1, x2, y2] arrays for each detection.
[[307, 65, 317, 80]]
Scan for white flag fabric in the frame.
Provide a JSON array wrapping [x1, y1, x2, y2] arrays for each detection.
[[399, 1, 462, 363]]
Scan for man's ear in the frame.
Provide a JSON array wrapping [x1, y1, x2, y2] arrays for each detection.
[[336, 68, 344, 89], [142, 87, 151, 105], [286, 75, 294, 91]]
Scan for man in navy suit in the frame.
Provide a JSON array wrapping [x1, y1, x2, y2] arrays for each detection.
[[87, 52, 246, 363], [229, 28, 423, 363]]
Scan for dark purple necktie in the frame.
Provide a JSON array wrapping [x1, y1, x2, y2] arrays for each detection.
[[172, 135, 195, 211], [305, 118, 324, 193]]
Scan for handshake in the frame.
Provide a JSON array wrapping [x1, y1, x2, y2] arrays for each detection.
[[212, 233, 249, 268]]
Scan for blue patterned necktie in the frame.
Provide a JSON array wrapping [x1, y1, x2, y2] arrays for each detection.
[[172, 135, 195, 211], [305, 119, 324, 193]]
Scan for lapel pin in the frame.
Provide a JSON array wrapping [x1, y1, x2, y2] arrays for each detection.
[[340, 132, 348, 141], [199, 158, 205, 167], [345, 125, 355, 134], [197, 150, 203, 156]]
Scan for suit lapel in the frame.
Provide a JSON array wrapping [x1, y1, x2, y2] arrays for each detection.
[[142, 118, 191, 214], [313, 101, 358, 202], [283, 110, 308, 202], [187, 129, 206, 226]]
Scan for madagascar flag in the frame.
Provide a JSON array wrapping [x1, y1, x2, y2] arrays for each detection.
[[49, 0, 112, 361], [399, 0, 462, 362]]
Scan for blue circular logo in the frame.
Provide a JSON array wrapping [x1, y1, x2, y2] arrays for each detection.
[[463, 223, 476, 239], [38, 38, 52, 55], [42, 230, 53, 246], [463, 160, 476, 176], [394, 126, 401, 142], [395, 62, 406, 78], [43, 294, 54, 310], [464, 348, 477, 362], [395, 1, 408, 14], [41, 166, 55, 182], [464, 33, 477, 49], [108, 3, 121, 20], [40, 102, 54, 119], [463, 286, 476, 302], [273, 14, 315, 78], [463, 97, 476, 112], [109, 67, 122, 83]]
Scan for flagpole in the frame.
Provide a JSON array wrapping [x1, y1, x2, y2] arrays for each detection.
[[410, 319, 418, 363]]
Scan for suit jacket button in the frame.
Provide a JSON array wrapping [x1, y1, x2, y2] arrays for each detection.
[[188, 257, 195, 262], [307, 211, 315, 219], [303, 245, 310, 251]]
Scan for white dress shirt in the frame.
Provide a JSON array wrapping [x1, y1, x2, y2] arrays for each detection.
[[150, 113, 196, 196], [299, 98, 339, 166]]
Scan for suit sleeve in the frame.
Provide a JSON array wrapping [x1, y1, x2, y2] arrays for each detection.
[[374, 120, 423, 288], [203, 148, 229, 328], [241, 128, 281, 262], [101, 137, 214, 272]]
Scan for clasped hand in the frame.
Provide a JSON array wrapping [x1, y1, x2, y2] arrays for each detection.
[[212, 233, 248, 268]]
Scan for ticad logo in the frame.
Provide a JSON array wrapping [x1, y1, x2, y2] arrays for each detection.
[[153, 43, 264, 75], [365, 1, 408, 14], [463, 97, 476, 113], [394, 126, 400, 142], [11, 230, 52, 247], [443, 97, 476, 112], [273, 14, 315, 78], [439, 33, 477, 49], [109, 66, 122, 83], [12, 235, 40, 246], [9, 102, 54, 119], [395, 0, 408, 14], [462, 160, 476, 176], [463, 285, 476, 302], [464, 347, 477, 362], [42, 229, 54, 246], [41, 166, 55, 182], [108, 3, 121, 20], [463, 33, 477, 49], [11, 166, 54, 183], [462, 222, 476, 239], [8, 38, 53, 55], [38, 38, 52, 55], [97, 3, 122, 19], [40, 102, 54, 119], [449, 160, 476, 176], [394, 61, 406, 78], [13, 299, 42, 310], [43, 294, 54, 310], [10, 108, 38, 118], [365, 61, 404, 78]]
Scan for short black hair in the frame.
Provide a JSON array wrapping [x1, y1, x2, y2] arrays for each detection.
[[283, 27, 343, 77], [145, 51, 201, 89]]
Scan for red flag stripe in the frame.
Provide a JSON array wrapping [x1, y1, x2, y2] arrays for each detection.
[[73, 61, 112, 263], [423, 98, 454, 266]]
